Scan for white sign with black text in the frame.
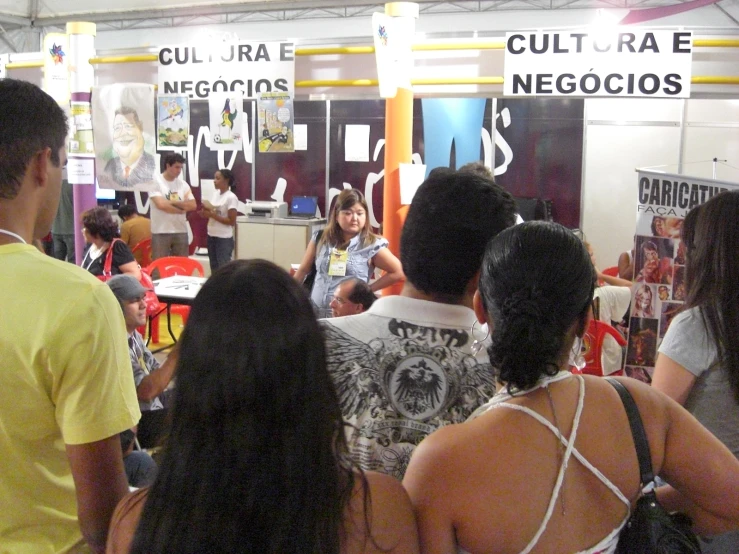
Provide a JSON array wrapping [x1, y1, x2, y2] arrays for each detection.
[[157, 41, 295, 100], [504, 30, 693, 98]]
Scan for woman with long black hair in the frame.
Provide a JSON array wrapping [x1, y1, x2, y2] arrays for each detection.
[[654, 190, 739, 552], [106, 259, 418, 554]]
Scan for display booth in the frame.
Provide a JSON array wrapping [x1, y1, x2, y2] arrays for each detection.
[[3, 4, 739, 272]]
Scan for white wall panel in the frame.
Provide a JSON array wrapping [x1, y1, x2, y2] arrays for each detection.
[[582, 123, 681, 271]]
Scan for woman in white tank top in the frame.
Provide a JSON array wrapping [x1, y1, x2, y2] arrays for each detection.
[[403, 222, 739, 554]]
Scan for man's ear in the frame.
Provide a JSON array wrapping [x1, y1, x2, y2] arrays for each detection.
[[31, 147, 52, 187], [473, 290, 488, 325]]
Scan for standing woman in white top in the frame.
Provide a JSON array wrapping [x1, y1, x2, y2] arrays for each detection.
[[200, 169, 239, 272]]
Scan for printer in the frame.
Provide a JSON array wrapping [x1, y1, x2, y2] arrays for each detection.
[[246, 201, 287, 219]]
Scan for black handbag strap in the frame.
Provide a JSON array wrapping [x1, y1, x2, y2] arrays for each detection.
[[605, 378, 655, 487]]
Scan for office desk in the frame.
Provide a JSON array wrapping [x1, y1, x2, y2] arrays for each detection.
[[152, 276, 207, 349]]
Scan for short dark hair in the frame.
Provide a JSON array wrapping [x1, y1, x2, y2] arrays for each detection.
[[114, 106, 143, 131], [479, 222, 595, 393], [0, 79, 68, 199], [81, 206, 120, 242], [217, 168, 235, 189], [118, 204, 138, 219], [163, 153, 185, 167], [346, 278, 376, 311], [400, 168, 517, 300], [459, 161, 495, 183]]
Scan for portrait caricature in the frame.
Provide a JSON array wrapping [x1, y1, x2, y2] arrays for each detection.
[[650, 216, 683, 239], [634, 236, 674, 285], [632, 284, 656, 318], [660, 302, 682, 338], [626, 317, 658, 368], [93, 83, 157, 192]]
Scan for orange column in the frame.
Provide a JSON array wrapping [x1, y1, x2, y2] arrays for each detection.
[[383, 86, 413, 295]]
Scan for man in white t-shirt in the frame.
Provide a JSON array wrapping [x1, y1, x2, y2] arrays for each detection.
[[149, 153, 196, 260], [593, 285, 632, 374]]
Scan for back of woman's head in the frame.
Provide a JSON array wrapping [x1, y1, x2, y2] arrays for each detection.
[[132, 260, 351, 554], [81, 206, 119, 242], [479, 221, 595, 392], [682, 190, 739, 401]]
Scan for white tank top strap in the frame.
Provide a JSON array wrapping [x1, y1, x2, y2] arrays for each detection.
[[489, 375, 630, 554]]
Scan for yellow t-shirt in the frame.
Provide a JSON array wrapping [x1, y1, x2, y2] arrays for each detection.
[[0, 244, 141, 554]]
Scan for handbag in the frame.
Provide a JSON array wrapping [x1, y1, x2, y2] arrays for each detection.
[[98, 239, 161, 317], [303, 230, 323, 292], [606, 378, 702, 554]]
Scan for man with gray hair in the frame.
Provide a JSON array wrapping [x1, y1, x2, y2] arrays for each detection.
[[107, 274, 178, 448]]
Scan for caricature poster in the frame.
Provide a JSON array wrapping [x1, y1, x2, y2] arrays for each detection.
[[257, 92, 294, 153], [92, 83, 157, 191], [208, 92, 244, 151], [624, 170, 739, 382], [157, 95, 190, 150]]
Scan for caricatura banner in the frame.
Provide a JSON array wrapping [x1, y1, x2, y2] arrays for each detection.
[[157, 41, 295, 99], [624, 169, 739, 382]]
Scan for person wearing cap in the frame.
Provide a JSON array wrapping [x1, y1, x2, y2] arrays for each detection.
[[108, 274, 178, 448]]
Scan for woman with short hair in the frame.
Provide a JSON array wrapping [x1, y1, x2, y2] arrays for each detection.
[[107, 259, 419, 554], [80, 206, 141, 280]]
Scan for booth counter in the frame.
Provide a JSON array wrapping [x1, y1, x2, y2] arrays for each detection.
[[236, 216, 326, 271]]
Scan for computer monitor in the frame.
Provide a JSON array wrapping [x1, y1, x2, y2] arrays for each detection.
[[95, 179, 116, 201], [290, 196, 318, 217]]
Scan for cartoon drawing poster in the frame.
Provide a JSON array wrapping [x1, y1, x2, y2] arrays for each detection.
[[257, 92, 294, 153], [157, 95, 190, 150], [208, 92, 244, 151], [92, 83, 157, 192], [624, 169, 739, 383]]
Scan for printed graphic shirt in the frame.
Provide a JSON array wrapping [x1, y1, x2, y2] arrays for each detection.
[[321, 296, 495, 480], [149, 173, 193, 234]]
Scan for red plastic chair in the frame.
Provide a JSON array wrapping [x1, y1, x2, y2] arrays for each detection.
[[146, 257, 205, 331], [131, 237, 152, 268], [581, 320, 627, 377], [602, 266, 620, 277]]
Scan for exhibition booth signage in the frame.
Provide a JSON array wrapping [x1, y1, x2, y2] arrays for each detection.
[[157, 41, 295, 99], [504, 30, 693, 98]]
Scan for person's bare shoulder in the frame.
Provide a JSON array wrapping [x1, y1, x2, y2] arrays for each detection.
[[344, 471, 419, 554], [106, 488, 148, 554]]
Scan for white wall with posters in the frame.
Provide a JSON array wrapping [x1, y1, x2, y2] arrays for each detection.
[[581, 98, 739, 271]]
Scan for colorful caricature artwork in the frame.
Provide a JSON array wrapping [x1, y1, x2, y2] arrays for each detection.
[[208, 92, 244, 151], [92, 83, 157, 192], [257, 92, 294, 153], [626, 170, 738, 380], [157, 95, 190, 150]]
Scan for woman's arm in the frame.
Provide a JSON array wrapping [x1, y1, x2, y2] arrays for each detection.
[[202, 207, 237, 227], [293, 240, 317, 284], [618, 251, 634, 280], [403, 431, 459, 554], [118, 260, 142, 281], [369, 247, 404, 292], [652, 353, 697, 406]]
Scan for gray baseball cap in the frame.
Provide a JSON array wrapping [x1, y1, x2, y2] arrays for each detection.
[[107, 274, 151, 302]]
